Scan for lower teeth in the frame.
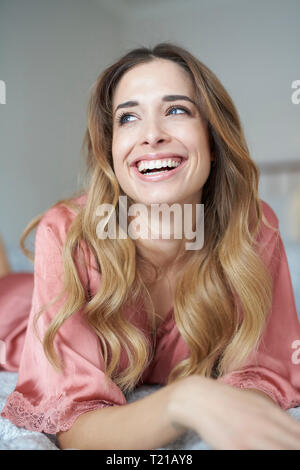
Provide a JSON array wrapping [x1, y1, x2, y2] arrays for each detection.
[[142, 168, 171, 175]]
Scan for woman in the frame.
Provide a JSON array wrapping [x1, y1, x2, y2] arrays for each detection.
[[1, 42, 300, 450]]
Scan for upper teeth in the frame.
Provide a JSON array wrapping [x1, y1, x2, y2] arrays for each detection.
[[137, 159, 181, 172]]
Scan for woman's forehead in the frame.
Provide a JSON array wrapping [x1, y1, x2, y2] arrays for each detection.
[[112, 60, 195, 106]]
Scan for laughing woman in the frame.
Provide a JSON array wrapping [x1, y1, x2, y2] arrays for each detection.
[[1, 42, 300, 450]]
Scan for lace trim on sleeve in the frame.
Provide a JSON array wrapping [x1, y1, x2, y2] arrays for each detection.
[[0, 390, 118, 434], [218, 371, 300, 410]]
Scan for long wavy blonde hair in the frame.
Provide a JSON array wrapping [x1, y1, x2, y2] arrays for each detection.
[[20, 42, 278, 394]]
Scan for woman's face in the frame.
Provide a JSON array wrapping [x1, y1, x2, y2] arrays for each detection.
[[111, 58, 214, 206]]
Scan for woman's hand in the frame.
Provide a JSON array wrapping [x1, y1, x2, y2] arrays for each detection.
[[169, 375, 300, 450]]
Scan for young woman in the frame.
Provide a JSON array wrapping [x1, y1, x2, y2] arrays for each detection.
[[1, 42, 300, 450]]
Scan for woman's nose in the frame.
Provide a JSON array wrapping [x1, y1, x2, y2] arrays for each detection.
[[139, 118, 170, 146]]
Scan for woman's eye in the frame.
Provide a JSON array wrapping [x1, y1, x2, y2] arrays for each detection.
[[167, 106, 189, 116], [116, 106, 190, 126], [117, 113, 136, 125]]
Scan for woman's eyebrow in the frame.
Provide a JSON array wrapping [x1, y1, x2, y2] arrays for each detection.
[[113, 94, 197, 116]]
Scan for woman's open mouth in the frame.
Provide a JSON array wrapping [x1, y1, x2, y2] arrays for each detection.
[[131, 156, 187, 182]]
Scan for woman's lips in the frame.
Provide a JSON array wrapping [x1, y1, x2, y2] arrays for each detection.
[[131, 158, 187, 182]]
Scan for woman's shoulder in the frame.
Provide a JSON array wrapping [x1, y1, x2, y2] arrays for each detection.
[[255, 199, 280, 261], [38, 192, 88, 241], [259, 199, 279, 230], [33, 192, 93, 287]]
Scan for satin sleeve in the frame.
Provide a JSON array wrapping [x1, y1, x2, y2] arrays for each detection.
[[0, 205, 127, 434], [218, 201, 300, 410]]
